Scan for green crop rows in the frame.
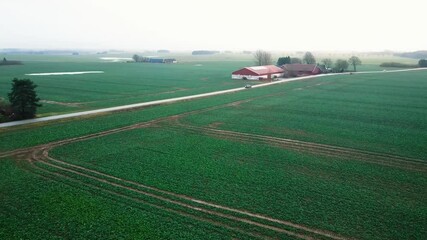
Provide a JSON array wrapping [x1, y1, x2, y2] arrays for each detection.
[[45, 124, 427, 240], [1, 59, 427, 239], [180, 71, 427, 160], [0, 158, 252, 240]]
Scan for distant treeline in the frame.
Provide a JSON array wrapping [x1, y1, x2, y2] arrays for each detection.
[[132, 54, 176, 64], [0, 49, 83, 55], [379, 62, 419, 68], [394, 50, 427, 59], [157, 50, 170, 53], [0, 58, 22, 66], [192, 50, 220, 55]]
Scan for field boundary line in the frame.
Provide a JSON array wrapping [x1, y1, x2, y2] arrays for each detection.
[[3, 68, 425, 129], [0, 93, 289, 158], [0, 74, 320, 128], [171, 123, 427, 171]]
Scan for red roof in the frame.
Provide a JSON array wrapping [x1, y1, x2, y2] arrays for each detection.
[[232, 65, 284, 76]]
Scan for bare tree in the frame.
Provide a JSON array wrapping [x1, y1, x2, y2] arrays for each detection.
[[348, 56, 362, 72], [290, 57, 302, 64], [303, 52, 316, 64], [334, 59, 349, 72], [321, 58, 333, 68], [254, 50, 272, 66]]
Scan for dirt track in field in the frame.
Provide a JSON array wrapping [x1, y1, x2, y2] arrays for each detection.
[[25, 154, 270, 240], [170, 123, 427, 172], [1, 97, 356, 239], [0, 91, 290, 159], [25, 146, 349, 240], [3, 93, 425, 239], [0, 99, 254, 159]]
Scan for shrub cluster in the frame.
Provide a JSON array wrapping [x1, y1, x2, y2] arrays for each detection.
[[379, 62, 418, 68], [0, 58, 22, 66], [419, 59, 427, 67]]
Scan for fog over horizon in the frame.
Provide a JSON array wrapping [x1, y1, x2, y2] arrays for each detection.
[[1, 0, 425, 52]]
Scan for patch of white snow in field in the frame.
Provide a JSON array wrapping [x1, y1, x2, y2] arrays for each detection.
[[100, 57, 132, 62], [26, 71, 104, 76]]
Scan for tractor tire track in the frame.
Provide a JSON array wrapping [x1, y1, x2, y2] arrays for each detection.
[[29, 147, 349, 240], [25, 159, 270, 240], [42, 151, 347, 240], [0, 99, 254, 159], [170, 123, 427, 172]]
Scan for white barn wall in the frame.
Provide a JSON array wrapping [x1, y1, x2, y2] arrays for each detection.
[[232, 73, 283, 80]]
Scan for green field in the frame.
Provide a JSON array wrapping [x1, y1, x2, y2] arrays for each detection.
[[0, 54, 256, 116], [0, 158, 249, 239], [43, 125, 426, 239], [0, 53, 417, 117], [180, 71, 427, 160], [1, 55, 427, 239]]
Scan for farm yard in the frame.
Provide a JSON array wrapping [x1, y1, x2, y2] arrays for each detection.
[[1, 57, 426, 240]]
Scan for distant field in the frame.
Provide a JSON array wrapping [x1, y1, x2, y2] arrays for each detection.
[[1, 70, 426, 239], [0, 53, 417, 117], [0, 54, 255, 116]]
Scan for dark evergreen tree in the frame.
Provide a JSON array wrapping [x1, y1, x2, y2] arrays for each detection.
[[276, 56, 291, 66], [8, 78, 41, 120]]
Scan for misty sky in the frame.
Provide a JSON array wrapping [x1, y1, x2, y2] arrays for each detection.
[[0, 0, 425, 51]]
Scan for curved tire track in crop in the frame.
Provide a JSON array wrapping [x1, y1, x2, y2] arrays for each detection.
[[0, 99, 255, 159], [24, 155, 268, 240], [1, 92, 287, 159], [24, 146, 350, 240], [171, 123, 427, 172]]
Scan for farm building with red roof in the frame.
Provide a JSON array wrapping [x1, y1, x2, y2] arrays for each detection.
[[232, 65, 284, 80], [281, 64, 324, 77]]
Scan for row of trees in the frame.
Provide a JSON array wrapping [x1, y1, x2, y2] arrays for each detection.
[[256, 51, 362, 72], [322, 57, 361, 72], [0, 79, 41, 122], [329, 56, 362, 72], [254, 50, 273, 66], [379, 59, 427, 68], [277, 52, 317, 65], [276, 53, 362, 72], [254, 51, 318, 66]]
